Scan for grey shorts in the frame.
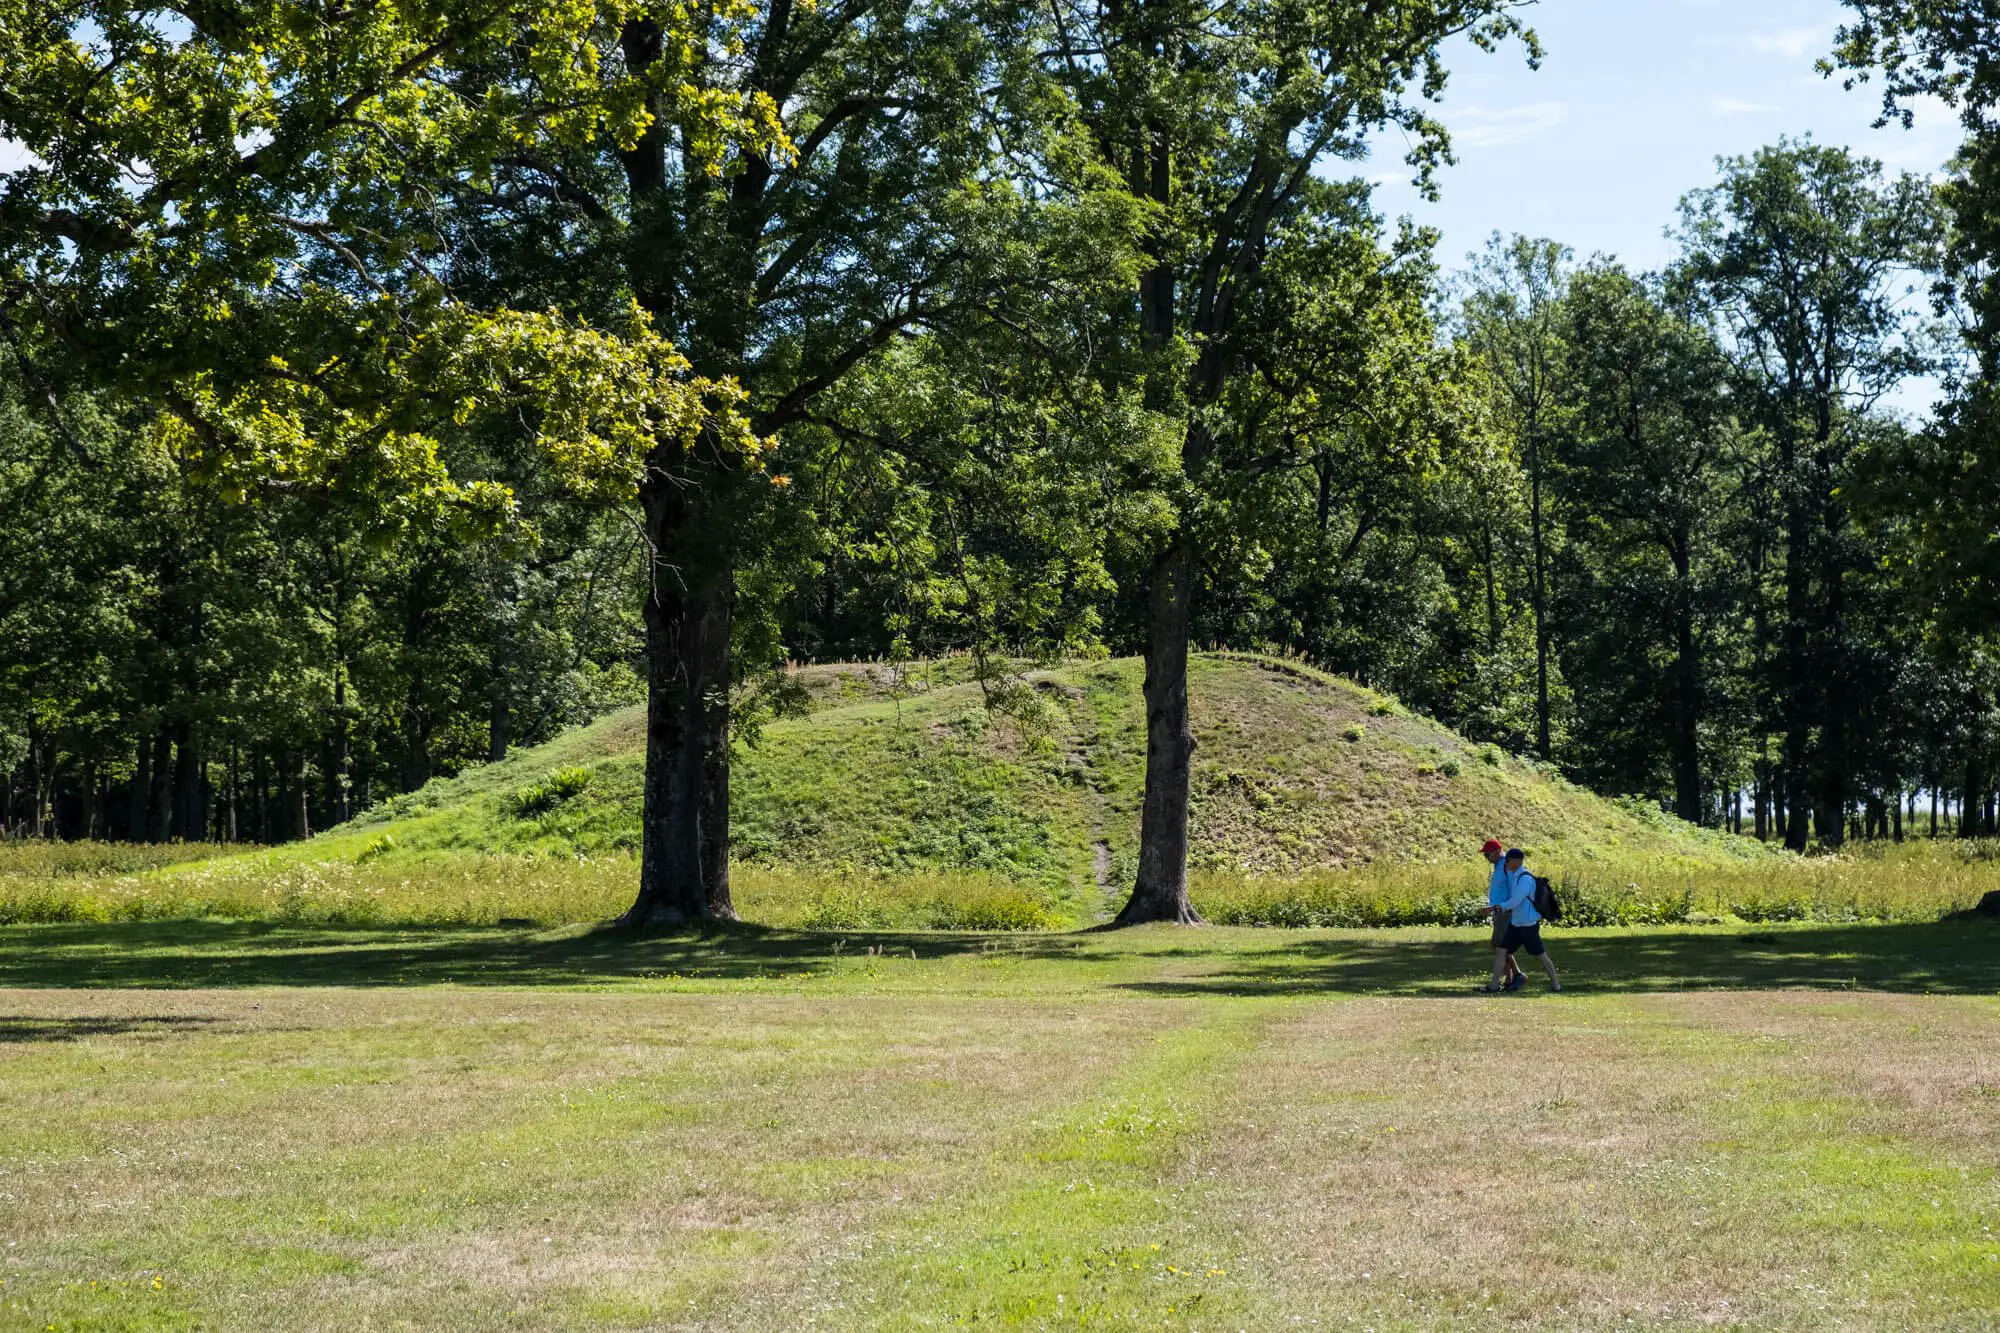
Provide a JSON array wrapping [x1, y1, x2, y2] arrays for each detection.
[[1491, 914, 1510, 948]]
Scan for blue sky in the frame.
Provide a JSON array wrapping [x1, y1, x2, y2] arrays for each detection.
[[1364, 0, 1960, 273]]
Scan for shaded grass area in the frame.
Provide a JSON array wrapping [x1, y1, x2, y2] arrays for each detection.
[[2, 917, 1996, 994], [2, 972, 1997, 1328]]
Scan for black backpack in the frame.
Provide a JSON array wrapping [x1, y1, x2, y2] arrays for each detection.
[[1532, 875, 1563, 923]]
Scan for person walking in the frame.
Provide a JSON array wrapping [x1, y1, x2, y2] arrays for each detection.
[[1489, 847, 1560, 993], [1478, 838, 1523, 992]]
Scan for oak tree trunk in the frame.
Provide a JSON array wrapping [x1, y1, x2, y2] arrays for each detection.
[[623, 473, 736, 927], [1116, 537, 1202, 926]]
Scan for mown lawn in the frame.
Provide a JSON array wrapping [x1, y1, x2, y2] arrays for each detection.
[[4, 921, 1998, 1329]]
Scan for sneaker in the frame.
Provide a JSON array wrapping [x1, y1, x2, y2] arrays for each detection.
[[1502, 973, 1527, 993], [1548, 983, 1563, 993]]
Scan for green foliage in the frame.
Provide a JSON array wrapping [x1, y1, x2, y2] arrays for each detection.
[[506, 766, 596, 818]]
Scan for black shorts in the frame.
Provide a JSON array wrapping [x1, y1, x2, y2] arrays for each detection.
[[1502, 923, 1546, 956]]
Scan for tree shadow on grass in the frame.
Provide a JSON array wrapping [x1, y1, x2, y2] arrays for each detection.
[[0, 919, 1001, 989], [0, 918, 1993, 994], [0, 1014, 222, 1042], [1109, 921, 2000, 997]]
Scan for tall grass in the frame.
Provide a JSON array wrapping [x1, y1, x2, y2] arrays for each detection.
[[2, 837, 1994, 931], [0, 843, 1066, 930], [1194, 839, 2000, 927]]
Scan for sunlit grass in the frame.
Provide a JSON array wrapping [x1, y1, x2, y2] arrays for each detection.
[[3, 973, 1997, 1328], [1197, 837, 2000, 926], [0, 845, 1065, 931], [3, 835, 1995, 930]]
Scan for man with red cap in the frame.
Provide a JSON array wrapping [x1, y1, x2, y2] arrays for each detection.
[[1478, 837, 1522, 991]]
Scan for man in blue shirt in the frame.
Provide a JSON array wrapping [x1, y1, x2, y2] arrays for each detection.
[[1490, 848, 1561, 993], [1478, 838, 1523, 992]]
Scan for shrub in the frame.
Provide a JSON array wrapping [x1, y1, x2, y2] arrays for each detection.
[[507, 766, 595, 817], [1341, 724, 1366, 743]]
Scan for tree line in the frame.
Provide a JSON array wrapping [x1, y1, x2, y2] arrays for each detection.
[[2, 1, 1997, 924]]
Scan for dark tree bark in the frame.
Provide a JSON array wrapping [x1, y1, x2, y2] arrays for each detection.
[[399, 699, 432, 793], [127, 736, 151, 841], [170, 719, 200, 842], [146, 730, 173, 843], [624, 491, 737, 925], [293, 753, 312, 841], [331, 667, 351, 824], [1528, 429, 1552, 760], [1117, 537, 1202, 925], [487, 679, 510, 764], [253, 748, 269, 843], [1670, 542, 1702, 824], [1781, 505, 1813, 850]]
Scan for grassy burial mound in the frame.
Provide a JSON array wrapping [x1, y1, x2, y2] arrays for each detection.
[[345, 651, 1760, 873], [58, 653, 2000, 931]]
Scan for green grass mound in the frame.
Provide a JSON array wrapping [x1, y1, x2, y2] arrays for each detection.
[[33, 653, 1961, 929], [335, 651, 1773, 874]]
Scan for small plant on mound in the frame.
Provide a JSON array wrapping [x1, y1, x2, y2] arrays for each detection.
[[507, 766, 595, 817]]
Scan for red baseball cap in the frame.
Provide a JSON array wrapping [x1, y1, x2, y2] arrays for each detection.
[[1480, 838, 1503, 855]]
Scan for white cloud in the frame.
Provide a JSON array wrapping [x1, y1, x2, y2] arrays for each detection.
[[1748, 26, 1830, 61], [1710, 96, 1785, 117], [1451, 101, 1569, 149]]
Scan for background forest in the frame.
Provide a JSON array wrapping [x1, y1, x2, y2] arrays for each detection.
[[3, 0, 1998, 893]]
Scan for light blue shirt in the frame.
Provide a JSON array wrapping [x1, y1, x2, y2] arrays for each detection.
[[1488, 864, 1510, 909], [1500, 866, 1540, 926]]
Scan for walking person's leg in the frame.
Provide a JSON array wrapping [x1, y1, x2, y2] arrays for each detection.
[[1514, 924, 1560, 991], [1486, 912, 1520, 990]]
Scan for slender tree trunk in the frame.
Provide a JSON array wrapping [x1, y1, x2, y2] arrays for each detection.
[[332, 667, 351, 824], [1117, 536, 1202, 926], [1528, 431, 1552, 760], [1781, 439, 1813, 851], [1755, 737, 1770, 841], [253, 748, 269, 843], [400, 696, 432, 793], [1815, 556, 1847, 849], [1671, 546, 1700, 824], [127, 736, 151, 841], [147, 729, 173, 843], [294, 752, 312, 840], [1930, 787, 1938, 838], [1962, 763, 1984, 839], [171, 719, 200, 842], [487, 679, 510, 764]]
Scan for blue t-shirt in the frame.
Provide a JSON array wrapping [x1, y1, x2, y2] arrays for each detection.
[[1500, 867, 1540, 926]]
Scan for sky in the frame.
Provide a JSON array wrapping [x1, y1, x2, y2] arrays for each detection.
[[1362, 0, 1962, 274], [1353, 0, 1965, 417]]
